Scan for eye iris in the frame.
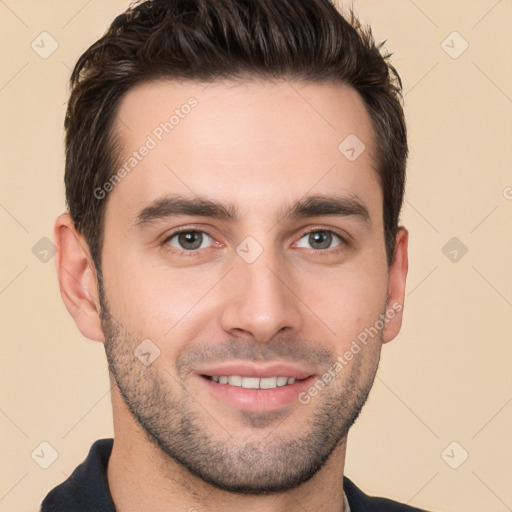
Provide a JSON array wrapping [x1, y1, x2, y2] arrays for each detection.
[[178, 231, 202, 250], [309, 231, 332, 250]]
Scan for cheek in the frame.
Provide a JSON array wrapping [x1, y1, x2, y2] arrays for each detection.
[[303, 264, 388, 340], [102, 248, 219, 342]]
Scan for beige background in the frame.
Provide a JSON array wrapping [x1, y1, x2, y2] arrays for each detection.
[[1, 1, 511, 511]]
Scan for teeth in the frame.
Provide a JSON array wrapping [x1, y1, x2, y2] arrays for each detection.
[[241, 377, 260, 389], [210, 375, 301, 389], [260, 377, 277, 389], [276, 376, 288, 387], [228, 375, 242, 386]]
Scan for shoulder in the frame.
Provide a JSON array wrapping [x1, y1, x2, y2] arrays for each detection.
[[344, 476, 433, 512], [40, 438, 115, 512]]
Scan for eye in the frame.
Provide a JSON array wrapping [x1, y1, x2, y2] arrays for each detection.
[[295, 230, 345, 251], [164, 230, 214, 251]]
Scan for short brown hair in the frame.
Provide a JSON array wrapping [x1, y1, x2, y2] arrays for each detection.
[[64, 0, 407, 271]]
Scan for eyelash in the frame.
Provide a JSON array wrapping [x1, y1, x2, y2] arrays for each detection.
[[162, 227, 349, 257]]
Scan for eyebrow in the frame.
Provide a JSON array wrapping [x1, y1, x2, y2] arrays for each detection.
[[132, 193, 371, 229], [283, 194, 371, 226]]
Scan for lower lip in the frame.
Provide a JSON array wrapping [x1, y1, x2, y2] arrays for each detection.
[[198, 375, 316, 413]]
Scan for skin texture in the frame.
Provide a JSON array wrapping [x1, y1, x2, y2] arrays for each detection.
[[54, 79, 408, 512]]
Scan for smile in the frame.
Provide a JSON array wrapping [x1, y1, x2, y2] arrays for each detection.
[[204, 375, 303, 389]]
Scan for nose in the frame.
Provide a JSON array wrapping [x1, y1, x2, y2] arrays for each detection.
[[219, 249, 304, 344]]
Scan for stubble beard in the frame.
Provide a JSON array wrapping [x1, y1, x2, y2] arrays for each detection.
[[99, 283, 382, 495]]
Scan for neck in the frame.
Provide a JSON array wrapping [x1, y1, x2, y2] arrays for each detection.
[[107, 387, 348, 512]]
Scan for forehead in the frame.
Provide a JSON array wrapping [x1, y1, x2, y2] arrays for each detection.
[[108, 78, 381, 224]]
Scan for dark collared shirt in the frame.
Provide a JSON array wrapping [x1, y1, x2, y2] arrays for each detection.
[[40, 438, 431, 511]]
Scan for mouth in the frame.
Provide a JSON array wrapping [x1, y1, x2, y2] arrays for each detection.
[[195, 364, 317, 413]]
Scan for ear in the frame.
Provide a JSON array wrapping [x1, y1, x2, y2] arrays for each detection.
[[54, 213, 105, 342], [382, 227, 408, 344]]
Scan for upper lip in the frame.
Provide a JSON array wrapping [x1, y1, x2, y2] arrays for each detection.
[[195, 362, 315, 380]]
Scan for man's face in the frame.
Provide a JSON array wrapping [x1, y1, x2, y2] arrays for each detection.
[[99, 79, 395, 493]]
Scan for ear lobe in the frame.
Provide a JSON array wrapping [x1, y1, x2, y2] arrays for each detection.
[[54, 213, 105, 342], [382, 227, 408, 344]]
